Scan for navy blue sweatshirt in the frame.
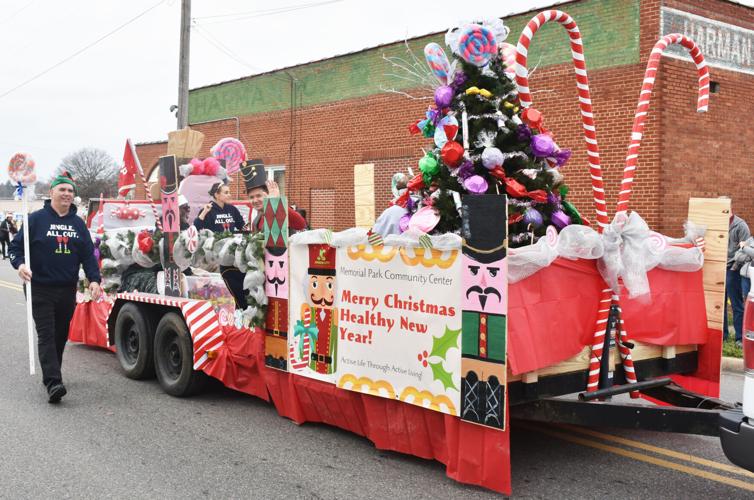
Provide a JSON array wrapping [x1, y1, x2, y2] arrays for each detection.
[[10, 201, 101, 286], [193, 202, 245, 233]]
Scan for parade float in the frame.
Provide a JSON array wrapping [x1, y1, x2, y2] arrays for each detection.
[[61, 11, 754, 495]]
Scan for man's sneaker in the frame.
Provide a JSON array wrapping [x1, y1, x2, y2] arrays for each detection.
[[47, 383, 67, 404]]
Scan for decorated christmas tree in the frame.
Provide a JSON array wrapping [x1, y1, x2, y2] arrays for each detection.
[[396, 20, 587, 247]]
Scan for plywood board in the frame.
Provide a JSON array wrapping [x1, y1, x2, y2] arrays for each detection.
[[704, 289, 726, 326], [353, 163, 375, 185], [354, 164, 375, 228], [688, 197, 730, 330], [354, 205, 375, 228], [688, 198, 732, 231], [354, 184, 375, 204], [702, 229, 729, 264]]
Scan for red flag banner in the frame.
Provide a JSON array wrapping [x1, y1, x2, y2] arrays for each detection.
[[118, 139, 141, 197]]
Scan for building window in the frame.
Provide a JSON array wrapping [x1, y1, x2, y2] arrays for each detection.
[[267, 165, 286, 195]]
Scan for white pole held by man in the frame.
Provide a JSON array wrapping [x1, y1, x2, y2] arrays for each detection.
[[8, 152, 38, 375]]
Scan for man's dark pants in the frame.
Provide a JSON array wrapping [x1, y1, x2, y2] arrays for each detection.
[[28, 284, 77, 389], [724, 267, 747, 342], [0, 237, 8, 258]]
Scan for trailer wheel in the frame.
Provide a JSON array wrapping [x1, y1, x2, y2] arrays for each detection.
[[153, 312, 206, 397], [114, 303, 155, 380]]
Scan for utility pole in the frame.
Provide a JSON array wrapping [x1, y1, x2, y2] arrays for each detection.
[[177, 0, 191, 129]]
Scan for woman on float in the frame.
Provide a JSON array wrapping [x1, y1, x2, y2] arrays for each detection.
[[194, 182, 248, 310]]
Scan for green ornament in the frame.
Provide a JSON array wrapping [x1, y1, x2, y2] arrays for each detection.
[[419, 154, 439, 176]]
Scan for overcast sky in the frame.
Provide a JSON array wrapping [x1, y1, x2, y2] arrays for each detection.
[[3, 0, 750, 182]]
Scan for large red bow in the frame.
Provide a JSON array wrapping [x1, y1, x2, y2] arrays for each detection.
[[394, 174, 426, 207], [489, 167, 548, 202]]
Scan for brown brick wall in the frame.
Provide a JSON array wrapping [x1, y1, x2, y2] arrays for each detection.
[[659, 0, 754, 235], [135, 0, 754, 235]]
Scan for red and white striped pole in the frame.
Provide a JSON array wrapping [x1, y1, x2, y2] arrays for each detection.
[[617, 34, 709, 215], [515, 10, 615, 394], [515, 9, 608, 232], [128, 138, 162, 231]]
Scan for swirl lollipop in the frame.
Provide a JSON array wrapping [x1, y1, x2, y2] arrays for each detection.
[[457, 24, 497, 67], [424, 42, 451, 84], [186, 225, 199, 253], [499, 42, 517, 76], [210, 138, 246, 175], [8, 152, 37, 185]]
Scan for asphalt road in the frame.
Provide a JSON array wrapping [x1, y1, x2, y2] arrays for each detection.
[[0, 261, 752, 499]]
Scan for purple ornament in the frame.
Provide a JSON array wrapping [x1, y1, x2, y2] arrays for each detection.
[[463, 175, 488, 194], [553, 148, 572, 167], [530, 134, 556, 158], [551, 210, 571, 229], [399, 214, 411, 233], [434, 85, 454, 109], [481, 147, 504, 170], [450, 71, 468, 93], [516, 124, 532, 142], [523, 207, 543, 226], [456, 159, 475, 180], [93, 248, 100, 261]]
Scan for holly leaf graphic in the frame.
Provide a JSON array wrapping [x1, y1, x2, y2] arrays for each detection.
[[429, 361, 457, 391], [429, 325, 461, 360]]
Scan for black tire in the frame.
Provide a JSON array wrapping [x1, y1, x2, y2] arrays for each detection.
[[114, 303, 155, 380], [153, 312, 206, 397]]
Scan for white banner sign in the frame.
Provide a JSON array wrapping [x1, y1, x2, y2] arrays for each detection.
[[334, 245, 462, 416]]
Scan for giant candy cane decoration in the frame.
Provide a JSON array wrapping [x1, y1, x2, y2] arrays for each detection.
[[587, 35, 710, 394], [616, 34, 709, 214], [515, 10, 608, 231]]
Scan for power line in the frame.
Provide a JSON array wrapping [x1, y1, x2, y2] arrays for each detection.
[[0, 0, 167, 101], [0, 0, 38, 26], [193, 0, 344, 26]]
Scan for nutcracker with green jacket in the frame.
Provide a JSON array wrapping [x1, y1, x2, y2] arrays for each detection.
[[460, 194, 507, 430]]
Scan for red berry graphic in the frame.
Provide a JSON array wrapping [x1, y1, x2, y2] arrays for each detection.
[[417, 353, 422, 361], [422, 360, 428, 368]]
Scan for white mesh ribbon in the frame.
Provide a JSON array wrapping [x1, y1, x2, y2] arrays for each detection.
[[508, 225, 604, 283], [104, 228, 135, 267], [383, 229, 462, 250], [597, 212, 651, 300], [132, 237, 157, 268]]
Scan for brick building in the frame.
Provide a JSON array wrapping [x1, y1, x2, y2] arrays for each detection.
[[136, 0, 754, 236]]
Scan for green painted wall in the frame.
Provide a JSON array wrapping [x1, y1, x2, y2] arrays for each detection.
[[188, 0, 639, 123]]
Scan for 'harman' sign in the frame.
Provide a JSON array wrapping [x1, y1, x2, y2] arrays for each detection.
[[661, 7, 754, 75]]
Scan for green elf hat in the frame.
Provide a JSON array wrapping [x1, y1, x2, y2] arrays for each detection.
[[50, 170, 77, 194]]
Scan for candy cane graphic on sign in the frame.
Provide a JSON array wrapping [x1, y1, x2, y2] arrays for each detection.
[[515, 9, 608, 232], [617, 34, 709, 215]]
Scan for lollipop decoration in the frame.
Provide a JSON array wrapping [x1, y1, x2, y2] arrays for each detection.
[[457, 24, 498, 67], [186, 225, 199, 254], [499, 42, 517, 76], [210, 138, 246, 175], [424, 42, 451, 84], [8, 153, 37, 188]]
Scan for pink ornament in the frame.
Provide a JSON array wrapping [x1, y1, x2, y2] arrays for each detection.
[[408, 206, 441, 233], [203, 157, 221, 176]]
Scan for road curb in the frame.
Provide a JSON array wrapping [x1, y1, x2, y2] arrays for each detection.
[[722, 356, 744, 373]]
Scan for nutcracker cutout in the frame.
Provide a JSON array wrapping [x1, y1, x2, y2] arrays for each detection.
[[298, 244, 338, 375], [263, 192, 290, 371], [460, 194, 507, 430]]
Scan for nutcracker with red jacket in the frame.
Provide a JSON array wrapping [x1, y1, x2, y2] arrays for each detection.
[[298, 244, 338, 375]]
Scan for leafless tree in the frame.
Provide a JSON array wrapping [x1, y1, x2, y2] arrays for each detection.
[[58, 148, 118, 201]]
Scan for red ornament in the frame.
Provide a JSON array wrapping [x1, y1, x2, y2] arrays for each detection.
[[408, 120, 421, 135], [443, 124, 459, 141], [137, 231, 154, 254], [440, 141, 464, 168], [522, 107, 544, 131]]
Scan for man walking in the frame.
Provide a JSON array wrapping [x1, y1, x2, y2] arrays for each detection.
[[724, 203, 750, 345], [9, 172, 102, 403], [0, 214, 16, 259]]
